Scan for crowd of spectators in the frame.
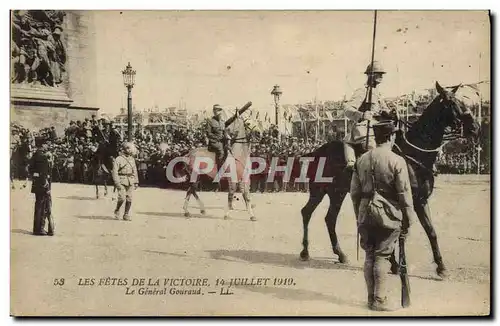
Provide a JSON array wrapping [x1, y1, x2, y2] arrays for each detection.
[[10, 113, 489, 193]]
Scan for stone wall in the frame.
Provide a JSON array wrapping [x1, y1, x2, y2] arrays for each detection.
[[10, 10, 99, 133]]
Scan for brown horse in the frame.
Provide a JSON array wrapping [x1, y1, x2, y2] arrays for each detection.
[[178, 103, 256, 220], [298, 82, 480, 278]]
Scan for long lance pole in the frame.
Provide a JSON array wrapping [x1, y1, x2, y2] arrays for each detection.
[[358, 10, 378, 262], [365, 10, 378, 149]]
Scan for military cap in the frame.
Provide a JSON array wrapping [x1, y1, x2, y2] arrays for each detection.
[[213, 104, 223, 112], [372, 121, 398, 138]]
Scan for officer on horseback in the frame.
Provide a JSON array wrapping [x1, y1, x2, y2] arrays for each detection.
[[207, 104, 231, 170], [343, 61, 391, 170], [95, 117, 122, 173]]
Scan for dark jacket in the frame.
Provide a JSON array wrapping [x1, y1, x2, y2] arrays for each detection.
[[207, 117, 226, 147], [29, 149, 51, 194]]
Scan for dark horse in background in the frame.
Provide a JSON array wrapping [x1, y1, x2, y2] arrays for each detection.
[[91, 128, 121, 199], [298, 82, 480, 278]]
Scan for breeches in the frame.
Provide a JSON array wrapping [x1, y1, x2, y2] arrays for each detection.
[[359, 224, 400, 257], [117, 185, 133, 201], [208, 143, 226, 167]]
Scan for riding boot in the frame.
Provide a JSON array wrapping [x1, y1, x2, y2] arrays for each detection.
[[123, 201, 132, 221], [364, 252, 375, 308], [372, 256, 392, 311]]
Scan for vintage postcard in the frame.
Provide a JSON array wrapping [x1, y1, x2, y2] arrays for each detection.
[[10, 10, 490, 316]]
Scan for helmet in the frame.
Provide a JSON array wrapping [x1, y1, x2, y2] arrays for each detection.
[[213, 104, 223, 112], [364, 60, 386, 74]]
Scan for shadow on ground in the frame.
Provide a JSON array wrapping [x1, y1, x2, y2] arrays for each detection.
[[58, 195, 97, 201], [11, 229, 32, 235], [76, 215, 117, 221], [207, 249, 362, 272], [137, 211, 220, 220]]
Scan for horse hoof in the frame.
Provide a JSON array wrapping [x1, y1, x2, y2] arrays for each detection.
[[229, 206, 234, 211], [184, 212, 191, 218], [224, 214, 230, 220], [299, 250, 310, 261], [200, 210, 206, 215], [250, 216, 257, 222], [437, 266, 449, 279], [338, 255, 350, 264]]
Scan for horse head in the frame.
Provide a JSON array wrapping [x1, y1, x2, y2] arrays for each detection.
[[435, 81, 480, 139]]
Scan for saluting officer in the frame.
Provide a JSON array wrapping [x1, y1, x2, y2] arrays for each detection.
[[29, 136, 55, 236], [112, 142, 138, 221], [343, 61, 392, 169], [207, 104, 230, 169], [350, 121, 416, 311]]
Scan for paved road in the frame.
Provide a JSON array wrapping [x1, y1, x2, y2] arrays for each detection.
[[10, 175, 490, 316]]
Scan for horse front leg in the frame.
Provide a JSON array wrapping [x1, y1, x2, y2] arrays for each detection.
[[300, 184, 325, 261], [326, 188, 349, 264], [191, 182, 205, 215], [224, 182, 236, 220], [241, 182, 256, 221], [415, 199, 448, 278], [183, 184, 194, 218]]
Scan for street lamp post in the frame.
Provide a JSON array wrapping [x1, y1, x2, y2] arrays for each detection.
[[271, 85, 282, 129], [122, 62, 136, 141]]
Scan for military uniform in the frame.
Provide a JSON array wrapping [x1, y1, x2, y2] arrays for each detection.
[[207, 104, 228, 168], [350, 121, 416, 310], [112, 146, 138, 221], [343, 61, 391, 166], [29, 138, 54, 236]]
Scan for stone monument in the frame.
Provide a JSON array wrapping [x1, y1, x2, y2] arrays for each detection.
[[10, 10, 99, 135]]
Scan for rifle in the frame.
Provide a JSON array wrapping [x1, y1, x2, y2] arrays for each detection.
[[399, 234, 411, 308], [225, 101, 253, 128]]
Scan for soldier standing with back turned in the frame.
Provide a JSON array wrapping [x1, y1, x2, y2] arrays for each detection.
[[350, 121, 416, 311]]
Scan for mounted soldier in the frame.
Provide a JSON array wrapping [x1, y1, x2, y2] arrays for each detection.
[[94, 117, 122, 173], [206, 104, 231, 170], [343, 60, 392, 170]]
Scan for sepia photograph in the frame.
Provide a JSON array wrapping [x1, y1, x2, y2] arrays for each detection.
[[9, 9, 491, 317]]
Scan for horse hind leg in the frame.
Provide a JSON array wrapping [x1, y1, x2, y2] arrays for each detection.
[[300, 185, 326, 261], [191, 183, 206, 215]]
